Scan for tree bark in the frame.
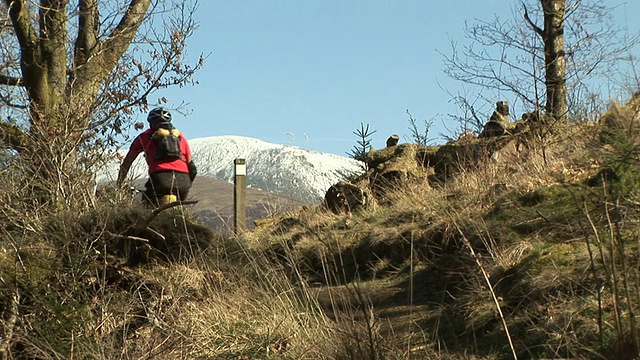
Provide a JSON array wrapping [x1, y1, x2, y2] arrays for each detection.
[[541, 0, 567, 122]]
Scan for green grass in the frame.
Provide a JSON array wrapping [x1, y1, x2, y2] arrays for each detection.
[[3, 106, 640, 359]]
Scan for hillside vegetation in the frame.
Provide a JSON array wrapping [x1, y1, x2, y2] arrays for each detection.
[[1, 97, 640, 359]]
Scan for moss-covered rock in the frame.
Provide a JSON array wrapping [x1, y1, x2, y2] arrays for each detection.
[[367, 143, 435, 197]]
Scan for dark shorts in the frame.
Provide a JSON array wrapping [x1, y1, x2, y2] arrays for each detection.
[[143, 171, 192, 205]]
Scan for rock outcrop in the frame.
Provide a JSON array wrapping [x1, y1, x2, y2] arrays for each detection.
[[324, 101, 541, 214], [325, 181, 372, 214]]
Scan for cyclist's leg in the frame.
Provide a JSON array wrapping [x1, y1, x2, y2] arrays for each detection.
[[147, 172, 175, 205], [173, 172, 192, 201], [142, 178, 158, 206]]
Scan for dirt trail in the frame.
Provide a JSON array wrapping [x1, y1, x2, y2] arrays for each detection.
[[314, 279, 438, 354]]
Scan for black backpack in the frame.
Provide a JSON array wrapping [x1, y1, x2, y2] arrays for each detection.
[[151, 127, 182, 161]]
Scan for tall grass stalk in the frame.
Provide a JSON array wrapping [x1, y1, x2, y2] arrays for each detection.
[[407, 225, 415, 360], [602, 181, 625, 350], [452, 217, 518, 360], [582, 198, 606, 347], [612, 196, 640, 354]]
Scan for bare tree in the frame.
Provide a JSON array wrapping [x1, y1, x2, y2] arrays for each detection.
[[0, 0, 203, 206], [441, 0, 638, 125], [406, 109, 434, 146]]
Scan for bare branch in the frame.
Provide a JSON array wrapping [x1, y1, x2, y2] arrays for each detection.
[[74, 0, 100, 67], [4, 0, 37, 48], [0, 286, 19, 356], [0, 73, 22, 86], [5, 0, 40, 81], [102, 0, 152, 64], [133, 200, 199, 234], [523, 2, 544, 37], [0, 92, 27, 109]]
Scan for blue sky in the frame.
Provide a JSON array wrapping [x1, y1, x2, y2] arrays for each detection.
[[152, 0, 640, 156]]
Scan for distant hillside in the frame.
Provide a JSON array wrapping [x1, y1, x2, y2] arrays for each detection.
[[101, 135, 363, 204], [186, 176, 305, 230]]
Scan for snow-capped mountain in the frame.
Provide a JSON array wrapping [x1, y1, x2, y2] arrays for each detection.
[[103, 135, 364, 204]]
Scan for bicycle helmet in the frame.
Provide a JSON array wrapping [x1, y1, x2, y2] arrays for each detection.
[[147, 107, 172, 129]]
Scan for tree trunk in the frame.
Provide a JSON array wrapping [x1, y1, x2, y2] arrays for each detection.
[[541, 0, 567, 122], [4, 0, 152, 206]]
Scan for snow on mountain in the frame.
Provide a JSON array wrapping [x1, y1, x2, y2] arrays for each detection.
[[102, 135, 364, 204]]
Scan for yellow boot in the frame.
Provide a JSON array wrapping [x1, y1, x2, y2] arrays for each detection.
[[160, 194, 177, 205]]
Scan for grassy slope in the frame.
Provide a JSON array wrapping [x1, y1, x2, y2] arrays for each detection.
[[248, 110, 640, 359], [1, 100, 639, 359]]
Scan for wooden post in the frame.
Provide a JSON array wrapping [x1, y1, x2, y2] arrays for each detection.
[[234, 158, 247, 233]]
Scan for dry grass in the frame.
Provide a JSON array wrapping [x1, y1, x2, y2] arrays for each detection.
[[245, 105, 640, 358], [0, 197, 348, 359], [3, 99, 640, 359]]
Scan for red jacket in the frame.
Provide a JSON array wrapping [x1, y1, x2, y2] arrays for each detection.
[[129, 128, 192, 174]]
